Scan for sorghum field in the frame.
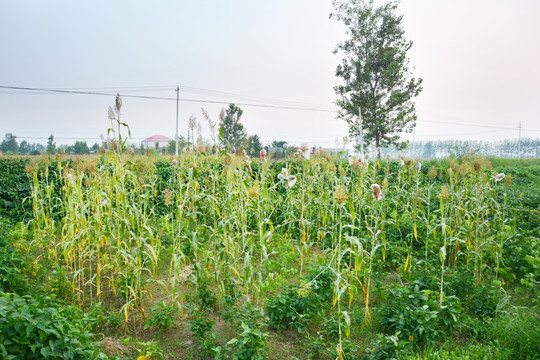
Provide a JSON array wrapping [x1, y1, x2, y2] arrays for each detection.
[[0, 150, 538, 359]]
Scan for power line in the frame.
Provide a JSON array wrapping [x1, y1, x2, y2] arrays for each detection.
[[176, 85, 336, 109], [0, 85, 337, 113], [2, 83, 337, 109], [2, 85, 538, 132]]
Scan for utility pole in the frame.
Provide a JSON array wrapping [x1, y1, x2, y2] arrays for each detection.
[[175, 86, 179, 156], [517, 122, 522, 159]]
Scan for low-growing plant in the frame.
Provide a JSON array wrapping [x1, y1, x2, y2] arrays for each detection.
[[189, 308, 219, 357], [267, 266, 334, 334], [190, 310, 215, 342], [221, 302, 268, 360], [144, 300, 178, 330], [0, 292, 116, 360], [226, 320, 268, 360], [484, 309, 540, 360], [401, 340, 512, 360], [122, 337, 164, 360], [197, 275, 217, 311], [379, 282, 462, 346], [366, 332, 411, 360], [266, 283, 323, 333], [0, 222, 29, 294]]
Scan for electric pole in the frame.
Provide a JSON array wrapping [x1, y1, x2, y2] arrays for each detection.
[[175, 86, 179, 156]]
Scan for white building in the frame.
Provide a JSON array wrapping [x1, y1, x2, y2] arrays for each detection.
[[141, 135, 172, 149]]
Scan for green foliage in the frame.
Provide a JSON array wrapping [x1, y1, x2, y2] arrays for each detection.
[[501, 234, 540, 282], [246, 134, 262, 157], [0, 133, 18, 154], [190, 301, 268, 360], [267, 267, 334, 333], [47, 134, 56, 154], [401, 341, 512, 360], [144, 301, 178, 330], [495, 165, 540, 236], [224, 303, 268, 360], [122, 337, 163, 360], [0, 219, 29, 294], [0, 292, 115, 360], [219, 104, 247, 149], [331, 0, 422, 149], [442, 270, 506, 319], [366, 332, 411, 360], [4, 152, 537, 359], [379, 282, 462, 345], [72, 141, 90, 155], [196, 275, 217, 311], [484, 310, 540, 360], [305, 332, 361, 360], [0, 158, 32, 222], [190, 311, 215, 342]]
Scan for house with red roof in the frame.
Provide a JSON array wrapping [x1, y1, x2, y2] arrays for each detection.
[[142, 135, 172, 149]]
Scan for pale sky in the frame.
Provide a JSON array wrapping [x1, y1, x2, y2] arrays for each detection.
[[1, 0, 539, 147]]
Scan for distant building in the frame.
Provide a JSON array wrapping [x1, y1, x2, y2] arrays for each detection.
[[142, 135, 172, 149]]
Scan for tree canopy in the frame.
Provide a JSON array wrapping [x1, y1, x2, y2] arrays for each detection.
[[72, 141, 90, 155], [246, 134, 262, 157], [0, 133, 18, 154], [331, 0, 422, 150], [219, 104, 247, 149], [47, 134, 56, 155]]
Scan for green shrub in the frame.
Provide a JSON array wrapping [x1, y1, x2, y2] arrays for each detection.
[[379, 282, 462, 346], [0, 159, 32, 222], [266, 264, 334, 334], [144, 301, 178, 330], [0, 221, 29, 294], [0, 292, 115, 359], [366, 332, 411, 360], [225, 303, 268, 360]]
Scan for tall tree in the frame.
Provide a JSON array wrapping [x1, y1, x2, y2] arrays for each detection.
[[47, 134, 56, 155], [72, 141, 90, 155], [219, 104, 247, 149], [270, 140, 287, 159], [246, 134, 262, 157], [331, 0, 422, 151], [18, 140, 31, 155], [0, 133, 18, 154]]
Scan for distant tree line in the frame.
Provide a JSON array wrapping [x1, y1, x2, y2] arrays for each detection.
[[0, 133, 100, 156], [3, 132, 537, 159], [381, 138, 539, 159]]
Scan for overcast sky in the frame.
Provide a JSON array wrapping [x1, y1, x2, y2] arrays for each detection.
[[1, 0, 539, 147]]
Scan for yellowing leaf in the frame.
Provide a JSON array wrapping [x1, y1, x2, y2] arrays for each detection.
[[404, 254, 410, 272], [343, 311, 351, 337], [124, 307, 129, 323]]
